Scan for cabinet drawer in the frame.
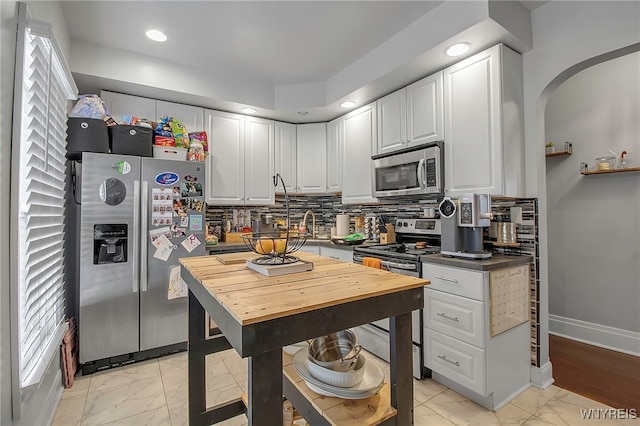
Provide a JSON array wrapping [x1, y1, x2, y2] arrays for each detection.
[[424, 328, 486, 396], [424, 288, 484, 347], [422, 263, 485, 300]]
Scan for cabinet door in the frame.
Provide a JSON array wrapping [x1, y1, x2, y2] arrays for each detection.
[[101, 90, 156, 122], [376, 88, 406, 155], [275, 122, 297, 194], [204, 110, 244, 205], [443, 46, 502, 195], [320, 246, 352, 262], [244, 116, 275, 205], [296, 123, 326, 193], [156, 100, 204, 132], [342, 103, 378, 204], [326, 117, 342, 193], [407, 72, 444, 147]]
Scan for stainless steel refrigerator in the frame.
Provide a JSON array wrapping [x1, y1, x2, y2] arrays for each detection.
[[74, 152, 206, 365]]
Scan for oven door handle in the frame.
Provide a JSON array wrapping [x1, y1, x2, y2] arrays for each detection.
[[382, 260, 417, 271]]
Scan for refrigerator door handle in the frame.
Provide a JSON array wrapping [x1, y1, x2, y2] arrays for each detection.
[[133, 180, 140, 293], [140, 181, 149, 292]]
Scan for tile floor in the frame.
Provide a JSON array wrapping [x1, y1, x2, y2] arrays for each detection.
[[53, 349, 639, 426]]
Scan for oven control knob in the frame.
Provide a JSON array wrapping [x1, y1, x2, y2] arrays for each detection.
[[396, 222, 402, 228], [403, 222, 408, 227]]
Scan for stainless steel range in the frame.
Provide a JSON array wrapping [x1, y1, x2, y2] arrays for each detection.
[[352, 218, 441, 379]]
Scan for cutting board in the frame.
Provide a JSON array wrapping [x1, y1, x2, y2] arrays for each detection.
[[215, 252, 256, 264]]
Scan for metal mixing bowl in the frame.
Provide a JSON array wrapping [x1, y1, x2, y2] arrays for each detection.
[[307, 330, 362, 372]]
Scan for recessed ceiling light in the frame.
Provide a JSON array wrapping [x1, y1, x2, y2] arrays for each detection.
[[298, 111, 308, 115], [146, 29, 167, 42], [340, 101, 356, 108], [241, 107, 256, 114], [445, 42, 471, 57]]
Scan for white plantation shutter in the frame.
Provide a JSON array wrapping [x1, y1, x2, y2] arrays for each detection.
[[11, 7, 77, 399]]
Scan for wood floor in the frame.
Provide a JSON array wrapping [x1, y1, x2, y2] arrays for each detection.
[[549, 334, 640, 410]]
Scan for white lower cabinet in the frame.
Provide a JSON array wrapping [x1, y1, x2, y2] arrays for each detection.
[[422, 262, 530, 410], [297, 245, 320, 255], [319, 246, 352, 262]]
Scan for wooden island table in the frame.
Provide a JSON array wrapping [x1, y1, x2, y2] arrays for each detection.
[[179, 252, 427, 426]]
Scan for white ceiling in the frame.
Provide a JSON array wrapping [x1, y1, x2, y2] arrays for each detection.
[[60, 1, 547, 123]]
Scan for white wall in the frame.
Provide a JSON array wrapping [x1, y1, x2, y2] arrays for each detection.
[[545, 52, 640, 354], [522, 0, 640, 386]]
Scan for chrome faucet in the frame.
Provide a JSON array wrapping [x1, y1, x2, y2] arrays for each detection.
[[303, 210, 316, 238]]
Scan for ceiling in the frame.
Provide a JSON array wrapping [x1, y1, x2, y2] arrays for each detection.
[[60, 1, 547, 123]]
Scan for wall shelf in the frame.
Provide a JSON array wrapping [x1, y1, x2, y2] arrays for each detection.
[[545, 141, 572, 158], [581, 166, 640, 175]]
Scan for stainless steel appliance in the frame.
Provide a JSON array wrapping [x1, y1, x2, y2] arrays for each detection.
[[71, 152, 206, 371], [352, 218, 441, 379], [372, 141, 444, 198], [439, 193, 493, 259]]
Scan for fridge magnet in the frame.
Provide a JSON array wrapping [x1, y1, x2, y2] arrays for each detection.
[[180, 216, 189, 227], [190, 199, 204, 212], [172, 199, 188, 217], [190, 214, 203, 231], [171, 225, 186, 237], [172, 187, 181, 198], [155, 172, 179, 186], [153, 236, 174, 261], [114, 161, 131, 175], [184, 175, 198, 182], [168, 266, 188, 300], [181, 234, 202, 253], [181, 182, 202, 197], [149, 227, 172, 245]]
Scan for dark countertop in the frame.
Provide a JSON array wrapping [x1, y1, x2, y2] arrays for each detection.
[[420, 253, 533, 271], [206, 238, 371, 254]]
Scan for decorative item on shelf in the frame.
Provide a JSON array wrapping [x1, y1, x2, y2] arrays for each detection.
[[545, 141, 555, 154], [241, 173, 308, 266]]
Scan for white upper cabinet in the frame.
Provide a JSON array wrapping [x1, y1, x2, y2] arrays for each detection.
[[296, 123, 327, 194], [375, 71, 443, 156], [326, 117, 342, 193], [443, 44, 524, 197], [204, 110, 245, 205], [407, 72, 444, 147], [101, 90, 156, 122], [156, 100, 204, 132], [341, 103, 378, 205], [274, 122, 297, 194], [244, 116, 275, 205], [376, 89, 407, 154]]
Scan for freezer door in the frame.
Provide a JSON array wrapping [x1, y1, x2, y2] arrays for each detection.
[[78, 153, 141, 363], [139, 158, 206, 351]]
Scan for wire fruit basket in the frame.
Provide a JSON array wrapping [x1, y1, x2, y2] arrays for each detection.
[[241, 173, 308, 265], [241, 231, 309, 265]]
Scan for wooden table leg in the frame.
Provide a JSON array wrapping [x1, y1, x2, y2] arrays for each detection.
[[390, 312, 414, 425], [247, 350, 283, 426]]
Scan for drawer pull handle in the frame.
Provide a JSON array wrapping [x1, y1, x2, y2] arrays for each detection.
[[435, 275, 458, 283], [437, 312, 459, 322], [437, 354, 460, 367]]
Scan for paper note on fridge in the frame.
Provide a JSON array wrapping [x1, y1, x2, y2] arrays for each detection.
[[168, 266, 187, 299], [153, 235, 174, 261], [181, 234, 201, 253]]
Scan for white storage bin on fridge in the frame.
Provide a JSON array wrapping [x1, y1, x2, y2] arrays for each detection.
[[152, 145, 188, 160]]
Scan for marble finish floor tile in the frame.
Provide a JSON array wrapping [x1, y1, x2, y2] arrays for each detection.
[[56, 350, 631, 426]]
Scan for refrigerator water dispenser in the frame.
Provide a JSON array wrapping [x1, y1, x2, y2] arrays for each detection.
[[94, 224, 128, 264]]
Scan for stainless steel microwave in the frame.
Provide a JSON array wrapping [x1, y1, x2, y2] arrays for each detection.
[[372, 141, 444, 198]]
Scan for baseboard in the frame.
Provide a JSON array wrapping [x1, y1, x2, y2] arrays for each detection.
[[530, 362, 554, 389], [549, 314, 640, 356]]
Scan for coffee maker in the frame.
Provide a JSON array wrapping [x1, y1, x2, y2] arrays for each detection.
[[439, 194, 493, 259]]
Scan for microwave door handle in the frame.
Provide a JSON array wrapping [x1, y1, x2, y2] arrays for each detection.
[[417, 158, 426, 188]]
